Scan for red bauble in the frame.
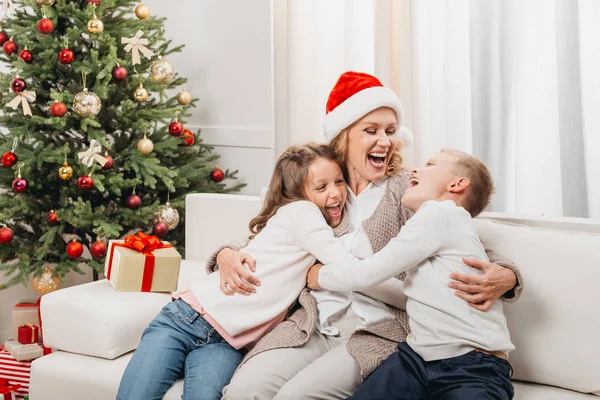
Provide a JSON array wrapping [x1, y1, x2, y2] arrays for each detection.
[[181, 130, 194, 146], [90, 240, 107, 258], [1, 151, 17, 167], [12, 177, 28, 193], [169, 121, 183, 136], [77, 175, 94, 191], [126, 194, 142, 210], [87, 0, 100, 4], [37, 18, 54, 34], [0, 32, 8, 46], [10, 78, 26, 94], [112, 66, 127, 81], [2, 40, 17, 55], [47, 210, 58, 225], [58, 48, 75, 64], [153, 222, 168, 238], [66, 241, 84, 259], [18, 49, 33, 63], [0, 227, 14, 244], [50, 101, 67, 117], [102, 155, 114, 169], [210, 167, 225, 183]]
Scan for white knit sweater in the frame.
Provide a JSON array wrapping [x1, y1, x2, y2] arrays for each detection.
[[318, 200, 515, 361]]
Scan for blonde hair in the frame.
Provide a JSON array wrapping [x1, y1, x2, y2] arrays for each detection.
[[329, 128, 404, 178], [248, 143, 343, 240], [441, 149, 495, 217]]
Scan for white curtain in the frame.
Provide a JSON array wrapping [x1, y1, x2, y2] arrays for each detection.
[[275, 0, 600, 218]]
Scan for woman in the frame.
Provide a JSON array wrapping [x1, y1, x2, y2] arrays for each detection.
[[215, 72, 522, 399]]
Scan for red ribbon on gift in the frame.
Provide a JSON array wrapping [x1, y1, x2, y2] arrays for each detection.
[[0, 377, 22, 400], [17, 324, 38, 344], [106, 232, 172, 292]]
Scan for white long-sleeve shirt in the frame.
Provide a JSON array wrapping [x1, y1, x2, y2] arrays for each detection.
[[317, 200, 515, 361]]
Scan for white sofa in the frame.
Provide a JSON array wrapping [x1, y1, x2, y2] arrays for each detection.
[[30, 193, 600, 399]]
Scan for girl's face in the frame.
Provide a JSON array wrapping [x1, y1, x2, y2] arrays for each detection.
[[304, 157, 347, 228], [346, 107, 398, 184]]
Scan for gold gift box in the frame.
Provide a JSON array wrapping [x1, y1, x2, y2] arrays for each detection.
[[104, 239, 181, 292]]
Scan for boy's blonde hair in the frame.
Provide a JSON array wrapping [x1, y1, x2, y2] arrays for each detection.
[[441, 149, 495, 218]]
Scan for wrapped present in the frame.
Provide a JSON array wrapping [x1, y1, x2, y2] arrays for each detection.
[[0, 347, 31, 400], [0, 377, 21, 400], [8, 344, 42, 363], [16, 325, 38, 346], [104, 232, 181, 292], [2, 343, 18, 355], [11, 302, 40, 343]]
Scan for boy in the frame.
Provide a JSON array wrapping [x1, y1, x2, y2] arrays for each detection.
[[307, 149, 514, 399]]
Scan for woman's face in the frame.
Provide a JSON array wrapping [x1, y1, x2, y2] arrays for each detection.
[[345, 107, 398, 183]]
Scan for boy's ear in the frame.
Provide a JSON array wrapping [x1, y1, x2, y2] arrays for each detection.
[[448, 177, 470, 194]]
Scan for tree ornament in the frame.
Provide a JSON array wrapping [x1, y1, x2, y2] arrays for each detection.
[[58, 47, 75, 64], [47, 210, 58, 225], [10, 77, 25, 93], [35, 0, 55, 5], [169, 120, 183, 136], [137, 134, 153, 155], [133, 81, 149, 102], [0, 226, 14, 244], [18, 48, 32, 63], [50, 101, 67, 117], [78, 139, 108, 167], [153, 201, 180, 230], [2, 38, 17, 55], [37, 16, 54, 34], [12, 164, 27, 193], [112, 65, 127, 81], [58, 161, 73, 181], [90, 240, 107, 258], [0, 31, 8, 46], [7, 87, 36, 116], [150, 56, 175, 84], [176, 89, 192, 105], [87, 13, 104, 34], [66, 240, 83, 258], [77, 174, 94, 191], [33, 267, 61, 295], [210, 166, 225, 183], [1, 151, 17, 167], [73, 89, 101, 117], [102, 153, 113, 169], [152, 222, 168, 238], [181, 130, 194, 146], [122, 30, 154, 65], [127, 193, 142, 210], [135, 2, 150, 20], [86, 0, 100, 5]]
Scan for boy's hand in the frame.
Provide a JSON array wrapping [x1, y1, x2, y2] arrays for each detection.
[[307, 263, 323, 290]]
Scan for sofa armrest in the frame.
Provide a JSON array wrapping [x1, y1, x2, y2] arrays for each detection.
[[40, 260, 208, 360]]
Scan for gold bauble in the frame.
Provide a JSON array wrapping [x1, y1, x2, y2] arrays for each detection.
[[176, 89, 192, 105], [58, 161, 73, 181], [153, 202, 180, 230], [32, 267, 61, 295], [35, 0, 55, 5], [135, 3, 150, 20], [87, 17, 104, 34], [137, 137, 154, 154], [73, 88, 102, 117], [133, 84, 149, 102], [150, 57, 175, 84]]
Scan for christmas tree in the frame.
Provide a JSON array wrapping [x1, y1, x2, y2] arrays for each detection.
[[0, 0, 244, 291]]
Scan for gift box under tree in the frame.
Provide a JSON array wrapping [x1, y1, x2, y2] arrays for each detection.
[[11, 303, 39, 344], [0, 347, 31, 400]]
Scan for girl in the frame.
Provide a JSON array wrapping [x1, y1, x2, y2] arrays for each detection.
[[116, 143, 348, 400]]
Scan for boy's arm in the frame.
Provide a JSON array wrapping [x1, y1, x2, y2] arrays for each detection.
[[315, 202, 448, 292]]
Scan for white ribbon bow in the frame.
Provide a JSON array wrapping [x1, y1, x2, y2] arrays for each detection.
[[7, 90, 36, 116], [78, 139, 108, 167], [121, 30, 155, 65], [3, 0, 13, 15]]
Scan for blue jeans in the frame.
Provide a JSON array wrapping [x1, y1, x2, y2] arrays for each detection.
[[117, 299, 243, 400], [349, 342, 514, 400]]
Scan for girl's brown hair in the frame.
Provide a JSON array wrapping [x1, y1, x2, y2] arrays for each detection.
[[248, 143, 343, 240]]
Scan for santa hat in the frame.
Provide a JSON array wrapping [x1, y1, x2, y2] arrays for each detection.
[[323, 71, 413, 146]]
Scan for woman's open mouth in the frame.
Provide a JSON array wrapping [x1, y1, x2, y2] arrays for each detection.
[[325, 202, 342, 218], [367, 152, 387, 169]]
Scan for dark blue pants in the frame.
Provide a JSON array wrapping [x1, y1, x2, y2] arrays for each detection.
[[348, 342, 514, 400]]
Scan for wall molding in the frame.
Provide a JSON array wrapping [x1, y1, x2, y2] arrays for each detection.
[[189, 126, 274, 150]]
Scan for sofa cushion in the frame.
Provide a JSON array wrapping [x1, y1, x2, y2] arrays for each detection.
[[474, 218, 600, 396], [513, 381, 598, 400], [40, 259, 208, 360]]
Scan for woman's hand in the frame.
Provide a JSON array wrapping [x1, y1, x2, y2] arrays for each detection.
[[216, 248, 260, 296], [307, 263, 323, 290], [449, 258, 517, 311]]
